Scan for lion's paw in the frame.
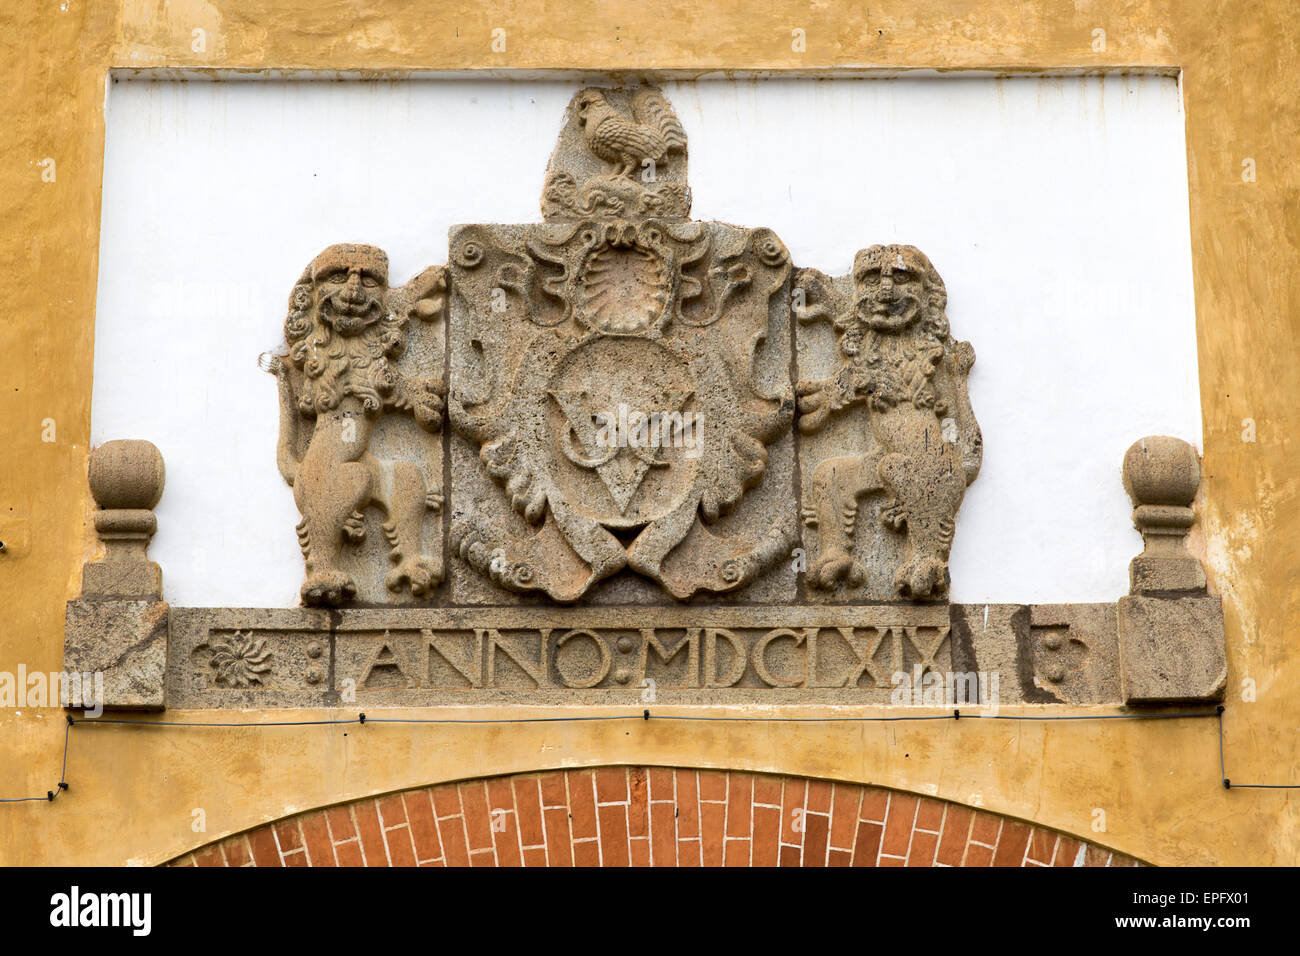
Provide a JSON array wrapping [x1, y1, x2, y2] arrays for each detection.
[[342, 510, 367, 543], [894, 554, 949, 599], [846, 559, 868, 587], [879, 498, 908, 531], [387, 556, 442, 597], [302, 569, 357, 606], [808, 549, 862, 589]]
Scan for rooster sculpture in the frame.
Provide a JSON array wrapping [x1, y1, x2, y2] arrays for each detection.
[[575, 88, 687, 178]]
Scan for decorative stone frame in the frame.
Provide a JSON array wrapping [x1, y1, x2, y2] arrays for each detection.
[[67, 86, 1224, 712]]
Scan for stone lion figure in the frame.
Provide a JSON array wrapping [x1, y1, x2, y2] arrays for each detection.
[[796, 244, 982, 598], [270, 243, 445, 605]]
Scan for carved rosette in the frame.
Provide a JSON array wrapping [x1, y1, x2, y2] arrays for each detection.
[[207, 631, 273, 688]]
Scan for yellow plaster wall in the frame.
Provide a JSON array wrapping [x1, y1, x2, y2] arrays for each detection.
[[0, 0, 1294, 866]]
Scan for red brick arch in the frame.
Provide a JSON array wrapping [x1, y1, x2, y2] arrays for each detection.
[[170, 767, 1142, 867]]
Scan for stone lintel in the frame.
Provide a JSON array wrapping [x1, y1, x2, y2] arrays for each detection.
[[950, 603, 1120, 705], [168, 604, 963, 708], [80, 559, 163, 600]]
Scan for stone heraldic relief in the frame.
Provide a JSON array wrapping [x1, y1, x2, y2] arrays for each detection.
[[449, 87, 797, 604], [66, 86, 1227, 711]]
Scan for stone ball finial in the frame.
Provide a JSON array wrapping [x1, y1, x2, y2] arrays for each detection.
[[1122, 436, 1199, 508], [1121, 435, 1205, 595], [88, 440, 165, 510]]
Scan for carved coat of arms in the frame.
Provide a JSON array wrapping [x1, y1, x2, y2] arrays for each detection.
[[448, 89, 797, 602], [73, 83, 1232, 715], [267, 85, 980, 608]]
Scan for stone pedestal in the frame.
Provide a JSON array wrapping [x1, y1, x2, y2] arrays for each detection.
[[63, 440, 169, 711], [1117, 436, 1225, 704], [1119, 594, 1226, 704], [1123, 436, 1207, 594], [64, 599, 169, 710]]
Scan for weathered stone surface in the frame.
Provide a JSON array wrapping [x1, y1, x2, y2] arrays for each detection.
[[81, 439, 164, 599], [255, 85, 993, 611], [541, 87, 691, 222], [948, 604, 1027, 703], [91, 86, 1222, 716], [1119, 595, 1227, 704], [64, 599, 169, 710], [950, 603, 1119, 705], [1028, 604, 1120, 704], [1123, 435, 1201, 506], [795, 247, 982, 601], [81, 547, 161, 600], [164, 602, 1144, 707], [87, 438, 165, 510], [168, 607, 335, 709], [64, 441, 170, 708], [1122, 435, 1206, 593], [168, 605, 959, 706], [447, 87, 796, 603], [268, 244, 446, 606], [1114, 436, 1225, 703]]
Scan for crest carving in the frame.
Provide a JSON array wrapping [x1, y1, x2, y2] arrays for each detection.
[[71, 84, 1233, 715], [448, 88, 796, 601], [541, 88, 691, 221], [262, 86, 979, 608]]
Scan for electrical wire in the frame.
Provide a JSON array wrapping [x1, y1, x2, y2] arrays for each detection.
[[2, 703, 1294, 803]]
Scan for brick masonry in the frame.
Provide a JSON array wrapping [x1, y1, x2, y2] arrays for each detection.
[[169, 768, 1143, 867]]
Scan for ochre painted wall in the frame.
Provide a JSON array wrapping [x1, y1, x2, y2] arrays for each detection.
[[0, 0, 1294, 865]]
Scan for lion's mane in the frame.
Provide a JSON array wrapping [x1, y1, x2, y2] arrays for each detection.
[[281, 270, 406, 417], [839, 246, 952, 414]]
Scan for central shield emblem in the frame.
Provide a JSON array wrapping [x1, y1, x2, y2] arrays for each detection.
[[447, 87, 797, 602], [548, 335, 698, 524]]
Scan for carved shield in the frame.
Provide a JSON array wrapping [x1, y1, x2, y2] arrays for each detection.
[[443, 87, 798, 603], [448, 216, 796, 602]]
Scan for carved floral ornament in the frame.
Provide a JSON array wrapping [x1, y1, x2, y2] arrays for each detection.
[[66, 84, 1225, 712], [207, 631, 271, 688]]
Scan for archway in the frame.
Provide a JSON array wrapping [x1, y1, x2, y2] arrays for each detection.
[[170, 767, 1141, 867]]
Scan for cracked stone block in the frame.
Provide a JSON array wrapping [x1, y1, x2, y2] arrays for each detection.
[[63, 599, 168, 710], [1119, 595, 1226, 704]]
